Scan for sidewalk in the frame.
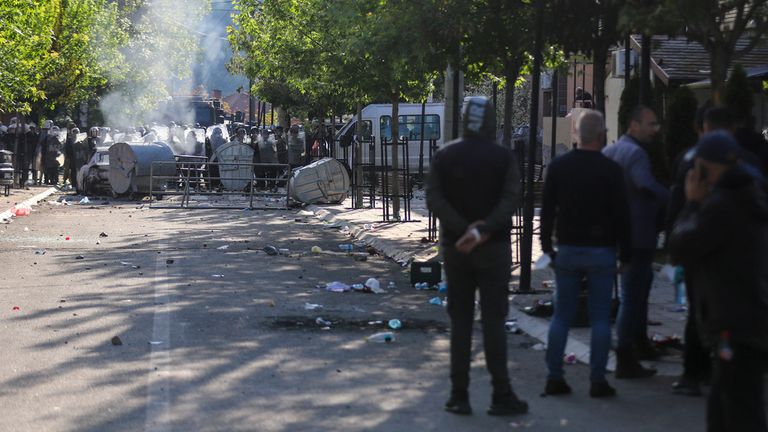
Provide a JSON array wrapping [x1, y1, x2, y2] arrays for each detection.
[[305, 188, 685, 377], [0, 185, 59, 223]]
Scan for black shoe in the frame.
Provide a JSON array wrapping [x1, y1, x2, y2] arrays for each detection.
[[616, 349, 657, 379], [544, 378, 572, 396], [590, 381, 617, 398], [672, 376, 702, 396], [444, 396, 472, 415], [635, 342, 664, 361], [487, 393, 529, 416]]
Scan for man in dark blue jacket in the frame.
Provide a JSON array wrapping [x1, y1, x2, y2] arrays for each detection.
[[427, 97, 527, 417]]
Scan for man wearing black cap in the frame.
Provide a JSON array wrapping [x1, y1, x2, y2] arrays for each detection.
[[427, 96, 527, 417], [669, 131, 768, 432]]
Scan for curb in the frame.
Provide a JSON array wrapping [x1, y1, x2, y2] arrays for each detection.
[[307, 204, 438, 266], [0, 187, 58, 223]]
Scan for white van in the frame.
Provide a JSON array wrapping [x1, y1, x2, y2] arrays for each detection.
[[333, 103, 446, 173]]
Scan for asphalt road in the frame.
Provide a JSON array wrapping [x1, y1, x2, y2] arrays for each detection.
[[0, 195, 705, 431]]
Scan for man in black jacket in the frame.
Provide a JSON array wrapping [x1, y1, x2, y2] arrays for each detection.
[[669, 131, 768, 432], [427, 97, 527, 417], [540, 110, 630, 398]]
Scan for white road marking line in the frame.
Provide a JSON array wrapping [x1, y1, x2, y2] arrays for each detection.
[[145, 251, 172, 432]]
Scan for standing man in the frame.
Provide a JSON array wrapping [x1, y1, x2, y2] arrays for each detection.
[[427, 96, 528, 417], [541, 110, 630, 398], [668, 131, 768, 432], [603, 105, 669, 378]]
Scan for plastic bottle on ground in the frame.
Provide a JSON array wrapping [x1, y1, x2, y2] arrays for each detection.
[[367, 332, 395, 343]]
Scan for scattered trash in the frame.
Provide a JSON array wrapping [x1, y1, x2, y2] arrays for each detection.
[[325, 281, 351, 293], [165, 259, 174, 264], [23, 227, 29, 232], [99, 232, 108, 237], [217, 245, 230, 250], [351, 284, 366, 291], [541, 280, 555, 289], [65, 236, 71, 241], [414, 282, 433, 290], [387, 281, 396, 290], [531, 343, 547, 351], [12, 306, 20, 311], [10, 205, 31, 217], [34, 249, 46, 255], [75, 255, 84, 260], [352, 253, 368, 262], [148, 341, 163, 345], [428, 297, 444, 306], [338, 244, 354, 253], [131, 265, 140, 269], [111, 336, 123, 346], [310, 245, 322, 254], [438, 282, 448, 293], [120, 261, 131, 266], [533, 254, 552, 270], [388, 319, 402, 330], [564, 353, 577, 365], [366, 332, 395, 343], [278, 248, 290, 256], [505, 319, 521, 334], [78, 197, 90, 204], [304, 302, 323, 311], [362, 224, 373, 230], [368, 320, 383, 326], [315, 317, 332, 327], [560, 419, 569, 427], [363, 278, 385, 294], [263, 245, 279, 256], [524, 299, 554, 318], [211, 274, 224, 278]]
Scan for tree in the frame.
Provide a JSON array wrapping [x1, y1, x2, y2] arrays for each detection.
[[664, 85, 698, 163], [725, 63, 754, 126], [632, 0, 768, 103]]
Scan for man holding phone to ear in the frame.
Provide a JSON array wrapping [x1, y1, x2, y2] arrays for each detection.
[[669, 131, 768, 432], [427, 96, 527, 417]]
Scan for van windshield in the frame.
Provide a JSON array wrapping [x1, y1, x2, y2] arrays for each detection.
[[380, 115, 440, 141]]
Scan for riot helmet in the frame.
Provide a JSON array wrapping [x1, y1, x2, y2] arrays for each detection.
[[461, 96, 496, 141], [43, 120, 54, 129], [89, 127, 99, 138]]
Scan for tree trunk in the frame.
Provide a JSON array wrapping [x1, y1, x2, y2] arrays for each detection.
[[593, 46, 609, 114], [710, 44, 730, 105], [502, 62, 519, 149], [390, 92, 400, 219]]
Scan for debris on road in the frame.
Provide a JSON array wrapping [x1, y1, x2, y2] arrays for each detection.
[[99, 232, 108, 237], [211, 274, 224, 278], [388, 319, 402, 330], [75, 255, 84, 260], [325, 281, 351, 293], [263, 245, 279, 256], [428, 297, 445, 306], [217, 245, 230, 250], [366, 332, 395, 343], [12, 306, 20, 311], [531, 343, 547, 351], [148, 341, 163, 345], [315, 317, 332, 327], [165, 259, 174, 264], [304, 302, 323, 311], [310, 245, 322, 254], [564, 353, 577, 364], [78, 197, 90, 205], [505, 319, 521, 334], [111, 336, 123, 346], [34, 249, 46, 255]]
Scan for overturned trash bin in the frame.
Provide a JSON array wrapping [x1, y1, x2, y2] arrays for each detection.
[[289, 158, 350, 204], [109, 142, 176, 195]]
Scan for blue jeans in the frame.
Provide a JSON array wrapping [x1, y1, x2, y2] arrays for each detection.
[[616, 248, 655, 350], [546, 246, 617, 382]]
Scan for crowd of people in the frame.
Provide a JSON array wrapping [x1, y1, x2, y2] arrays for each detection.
[[427, 96, 768, 431]]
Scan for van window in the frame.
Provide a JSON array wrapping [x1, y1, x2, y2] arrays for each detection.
[[342, 120, 372, 139], [380, 115, 440, 141]]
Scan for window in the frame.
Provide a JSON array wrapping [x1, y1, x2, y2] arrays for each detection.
[[380, 114, 441, 141], [341, 120, 373, 140]]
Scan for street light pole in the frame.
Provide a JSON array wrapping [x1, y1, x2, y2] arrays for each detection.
[[519, 0, 544, 292]]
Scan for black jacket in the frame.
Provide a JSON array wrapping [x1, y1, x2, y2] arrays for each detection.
[[669, 164, 768, 351], [426, 136, 520, 245]]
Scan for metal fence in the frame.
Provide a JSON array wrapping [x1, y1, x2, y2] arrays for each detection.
[[148, 160, 291, 210]]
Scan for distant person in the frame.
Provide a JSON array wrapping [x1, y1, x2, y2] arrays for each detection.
[[703, 107, 765, 172], [541, 110, 630, 398], [665, 103, 713, 397], [603, 105, 669, 378], [576, 87, 593, 108], [427, 97, 528, 417], [668, 131, 768, 432], [44, 126, 62, 185], [274, 126, 288, 165]]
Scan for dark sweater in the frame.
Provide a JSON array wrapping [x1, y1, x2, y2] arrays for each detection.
[[426, 136, 521, 245], [541, 149, 631, 262]]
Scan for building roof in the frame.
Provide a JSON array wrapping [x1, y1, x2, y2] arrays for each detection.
[[222, 92, 252, 115], [630, 35, 768, 85]]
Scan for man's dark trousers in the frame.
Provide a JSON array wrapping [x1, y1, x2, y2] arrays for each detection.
[[707, 344, 767, 432], [682, 273, 710, 380], [445, 241, 511, 392], [617, 248, 655, 349]]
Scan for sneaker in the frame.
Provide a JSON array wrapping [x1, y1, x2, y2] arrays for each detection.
[[672, 376, 702, 396], [487, 393, 529, 416], [590, 381, 617, 398], [444, 396, 472, 415], [544, 378, 572, 396]]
